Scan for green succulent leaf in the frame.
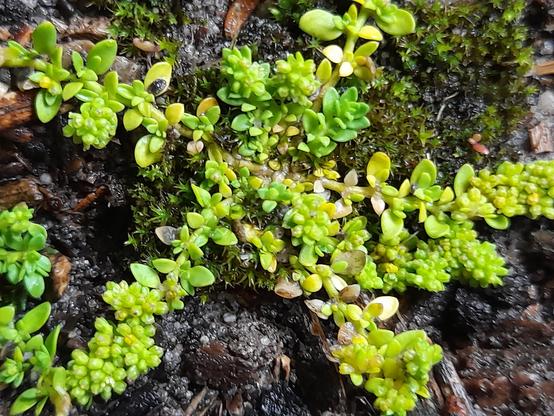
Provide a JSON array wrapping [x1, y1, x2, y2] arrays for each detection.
[[299, 9, 343, 41], [316, 59, 333, 83], [191, 184, 211, 207], [211, 227, 238, 246], [86, 39, 117, 75], [130, 263, 161, 288], [484, 215, 510, 230], [152, 258, 177, 274], [366, 152, 391, 185], [10, 388, 40, 415], [411, 159, 437, 190], [62, 82, 83, 101], [375, 8, 416, 36], [0, 305, 15, 325], [135, 135, 162, 167], [454, 164, 475, 197], [16, 302, 51, 335], [381, 209, 403, 240], [23, 274, 45, 299], [35, 90, 62, 123], [186, 212, 205, 229], [424, 215, 450, 238], [32, 21, 57, 56], [45, 325, 61, 359], [188, 266, 215, 287], [165, 103, 184, 125], [144, 62, 172, 95], [103, 71, 119, 96], [354, 41, 379, 57]]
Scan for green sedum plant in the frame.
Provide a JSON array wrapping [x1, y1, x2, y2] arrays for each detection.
[[2, 1, 552, 415], [0, 203, 51, 299], [0, 303, 69, 416]]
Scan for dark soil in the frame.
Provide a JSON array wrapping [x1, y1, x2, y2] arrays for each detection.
[[0, 1, 553, 416]]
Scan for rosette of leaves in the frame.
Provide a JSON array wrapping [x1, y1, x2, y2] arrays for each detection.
[[0, 303, 69, 416], [282, 193, 339, 266], [4, 22, 70, 123], [102, 280, 169, 324], [0, 203, 51, 299], [242, 224, 285, 273], [181, 97, 221, 143], [300, 87, 369, 157], [217, 46, 271, 106], [334, 328, 442, 416], [299, 0, 414, 82], [131, 246, 217, 298], [66, 317, 162, 407], [270, 52, 320, 107], [63, 95, 119, 150], [118, 62, 174, 167], [204, 160, 237, 198], [257, 181, 295, 213], [231, 103, 283, 162], [130, 261, 204, 308]]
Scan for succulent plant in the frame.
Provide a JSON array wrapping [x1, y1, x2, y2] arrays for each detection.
[[282, 193, 340, 266], [270, 52, 320, 107], [300, 87, 370, 157], [217, 46, 271, 106], [66, 317, 161, 406], [0, 203, 51, 299]]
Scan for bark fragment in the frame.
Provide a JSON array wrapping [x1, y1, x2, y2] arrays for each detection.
[[529, 121, 553, 153], [0, 177, 43, 210], [0, 91, 35, 131]]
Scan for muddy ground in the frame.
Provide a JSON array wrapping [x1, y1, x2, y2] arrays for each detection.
[[0, 0, 553, 415]]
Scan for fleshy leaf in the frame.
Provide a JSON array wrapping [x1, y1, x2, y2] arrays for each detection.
[[381, 209, 403, 240], [35, 90, 62, 123], [130, 263, 161, 288], [188, 266, 215, 287], [366, 152, 391, 185], [144, 62, 172, 95], [86, 39, 117, 75], [299, 9, 343, 41], [454, 164, 475, 197], [375, 8, 416, 36], [10, 388, 40, 415], [410, 159, 437, 189], [151, 258, 177, 274], [485, 215, 510, 230], [32, 21, 57, 56], [16, 302, 51, 335], [424, 215, 450, 238], [135, 135, 162, 167]]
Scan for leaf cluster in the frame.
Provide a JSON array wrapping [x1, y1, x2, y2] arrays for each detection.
[[0, 203, 51, 300]]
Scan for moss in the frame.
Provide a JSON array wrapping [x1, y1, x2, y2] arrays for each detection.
[[128, 0, 535, 289], [340, 0, 534, 178], [91, 0, 182, 61], [270, 0, 317, 25]]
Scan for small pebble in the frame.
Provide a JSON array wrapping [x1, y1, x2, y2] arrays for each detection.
[[200, 335, 209, 344], [39, 172, 52, 185], [537, 90, 554, 116], [260, 336, 270, 346], [539, 39, 554, 56], [223, 312, 237, 323]]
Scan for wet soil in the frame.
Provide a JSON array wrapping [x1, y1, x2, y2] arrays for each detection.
[[0, 1, 553, 416]]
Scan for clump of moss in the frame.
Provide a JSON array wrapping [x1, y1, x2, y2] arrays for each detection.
[[340, 0, 534, 177], [91, 0, 182, 60], [270, 0, 317, 25]]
